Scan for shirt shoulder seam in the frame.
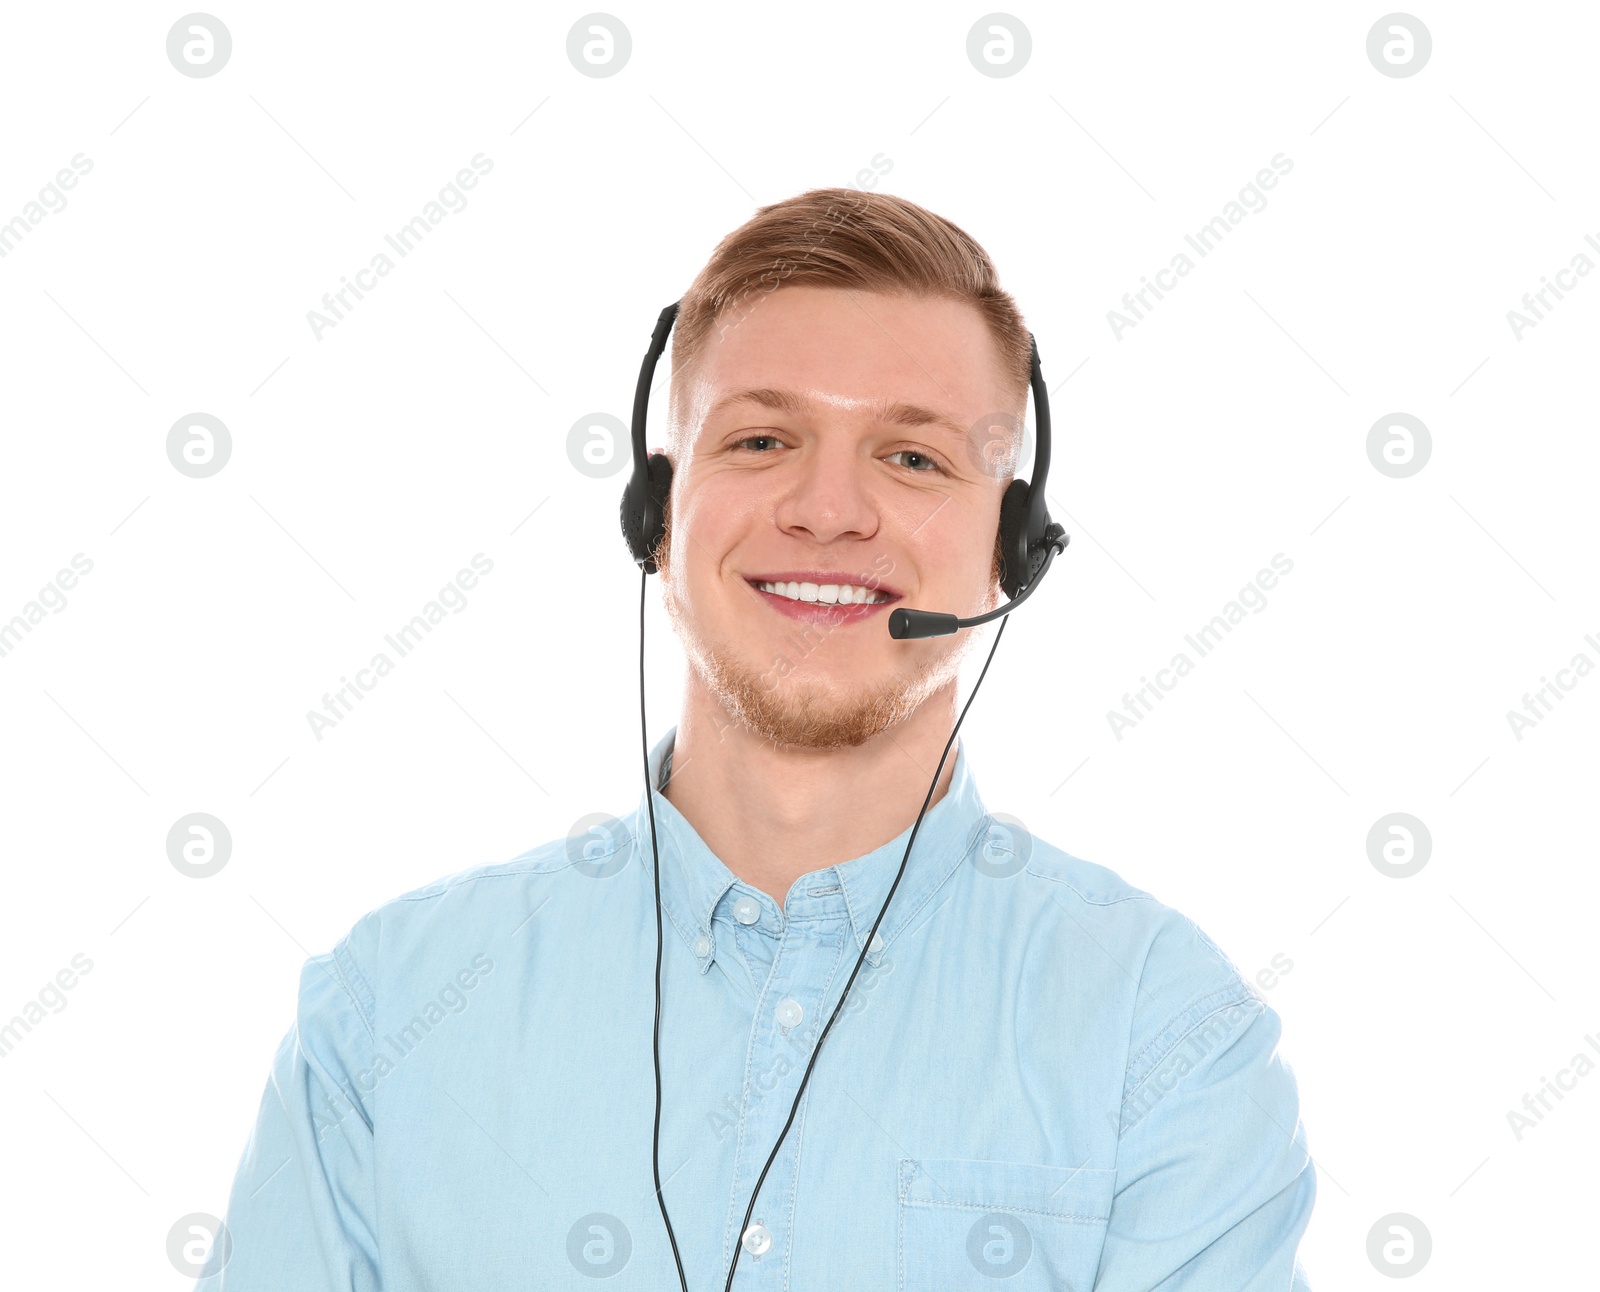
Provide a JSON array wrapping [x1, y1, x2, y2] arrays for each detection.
[[389, 854, 584, 904], [1026, 866, 1158, 908], [1123, 983, 1262, 1104], [329, 935, 378, 1040]]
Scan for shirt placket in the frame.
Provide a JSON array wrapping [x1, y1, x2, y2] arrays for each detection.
[[722, 894, 845, 1287]]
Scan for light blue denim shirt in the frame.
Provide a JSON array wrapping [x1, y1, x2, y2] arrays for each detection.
[[201, 728, 1315, 1289]]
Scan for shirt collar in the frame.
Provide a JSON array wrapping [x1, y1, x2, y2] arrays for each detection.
[[630, 726, 992, 962]]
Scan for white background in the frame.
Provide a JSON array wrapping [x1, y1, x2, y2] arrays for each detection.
[[1, 1, 1595, 1286]]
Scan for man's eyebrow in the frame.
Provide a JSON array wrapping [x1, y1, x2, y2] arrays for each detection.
[[707, 387, 970, 443], [707, 387, 810, 421]]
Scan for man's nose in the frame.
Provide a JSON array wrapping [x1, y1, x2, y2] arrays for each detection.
[[771, 441, 879, 545]]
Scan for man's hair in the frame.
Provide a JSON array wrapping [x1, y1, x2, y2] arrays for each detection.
[[667, 188, 1032, 433]]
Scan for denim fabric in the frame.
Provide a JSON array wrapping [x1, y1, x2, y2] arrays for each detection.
[[200, 728, 1315, 1290]]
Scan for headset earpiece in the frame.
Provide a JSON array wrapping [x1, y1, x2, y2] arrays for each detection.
[[996, 477, 1034, 599], [621, 451, 673, 573], [993, 336, 1066, 599], [619, 302, 682, 573]]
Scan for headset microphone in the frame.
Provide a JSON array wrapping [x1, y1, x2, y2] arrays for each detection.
[[887, 537, 1065, 638], [619, 297, 1067, 1292]]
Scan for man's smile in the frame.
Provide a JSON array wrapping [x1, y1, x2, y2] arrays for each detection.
[[744, 571, 901, 623]]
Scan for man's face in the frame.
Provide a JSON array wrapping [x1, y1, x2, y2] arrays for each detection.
[[658, 286, 1020, 750]]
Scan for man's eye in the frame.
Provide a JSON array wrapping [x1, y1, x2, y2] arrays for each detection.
[[734, 435, 783, 452], [886, 449, 941, 473]]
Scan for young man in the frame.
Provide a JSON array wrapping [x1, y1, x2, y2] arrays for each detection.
[[201, 190, 1316, 1289]]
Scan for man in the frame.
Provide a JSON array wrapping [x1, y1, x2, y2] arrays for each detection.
[[201, 189, 1316, 1289]]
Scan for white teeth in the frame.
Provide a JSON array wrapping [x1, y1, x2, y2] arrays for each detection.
[[756, 580, 889, 605]]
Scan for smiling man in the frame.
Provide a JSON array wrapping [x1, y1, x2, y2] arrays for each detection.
[[653, 281, 1016, 897], [199, 190, 1316, 1291]]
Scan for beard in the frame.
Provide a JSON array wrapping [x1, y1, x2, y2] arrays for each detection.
[[655, 518, 998, 751]]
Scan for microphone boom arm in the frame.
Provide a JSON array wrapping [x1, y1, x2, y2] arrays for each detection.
[[887, 530, 1068, 640]]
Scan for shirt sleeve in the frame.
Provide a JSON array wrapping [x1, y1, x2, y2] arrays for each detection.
[[197, 924, 382, 1291], [1094, 922, 1317, 1290]]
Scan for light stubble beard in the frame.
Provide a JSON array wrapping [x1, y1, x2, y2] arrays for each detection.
[[654, 520, 997, 751]]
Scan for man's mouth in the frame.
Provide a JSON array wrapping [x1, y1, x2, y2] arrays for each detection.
[[751, 579, 893, 606]]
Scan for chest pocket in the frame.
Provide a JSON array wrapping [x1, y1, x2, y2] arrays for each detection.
[[898, 1158, 1116, 1291]]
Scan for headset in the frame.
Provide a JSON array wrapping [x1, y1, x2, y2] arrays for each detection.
[[618, 298, 1068, 1291]]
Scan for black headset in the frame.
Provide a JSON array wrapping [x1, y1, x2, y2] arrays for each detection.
[[618, 296, 1068, 1292], [619, 300, 1068, 632]]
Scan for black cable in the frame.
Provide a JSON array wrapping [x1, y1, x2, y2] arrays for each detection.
[[719, 614, 1009, 1289], [640, 569, 1012, 1291], [642, 569, 690, 1292]]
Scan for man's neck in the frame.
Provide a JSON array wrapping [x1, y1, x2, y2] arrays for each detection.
[[661, 677, 961, 910]]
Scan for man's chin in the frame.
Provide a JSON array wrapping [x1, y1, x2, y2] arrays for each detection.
[[701, 655, 931, 751], [745, 690, 915, 751]]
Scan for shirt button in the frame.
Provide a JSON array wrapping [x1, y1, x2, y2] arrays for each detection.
[[733, 896, 760, 925], [741, 1222, 772, 1257], [776, 998, 803, 1029], [868, 930, 885, 955], [693, 935, 712, 957]]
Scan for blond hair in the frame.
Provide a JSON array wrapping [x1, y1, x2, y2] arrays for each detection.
[[667, 188, 1031, 431]]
